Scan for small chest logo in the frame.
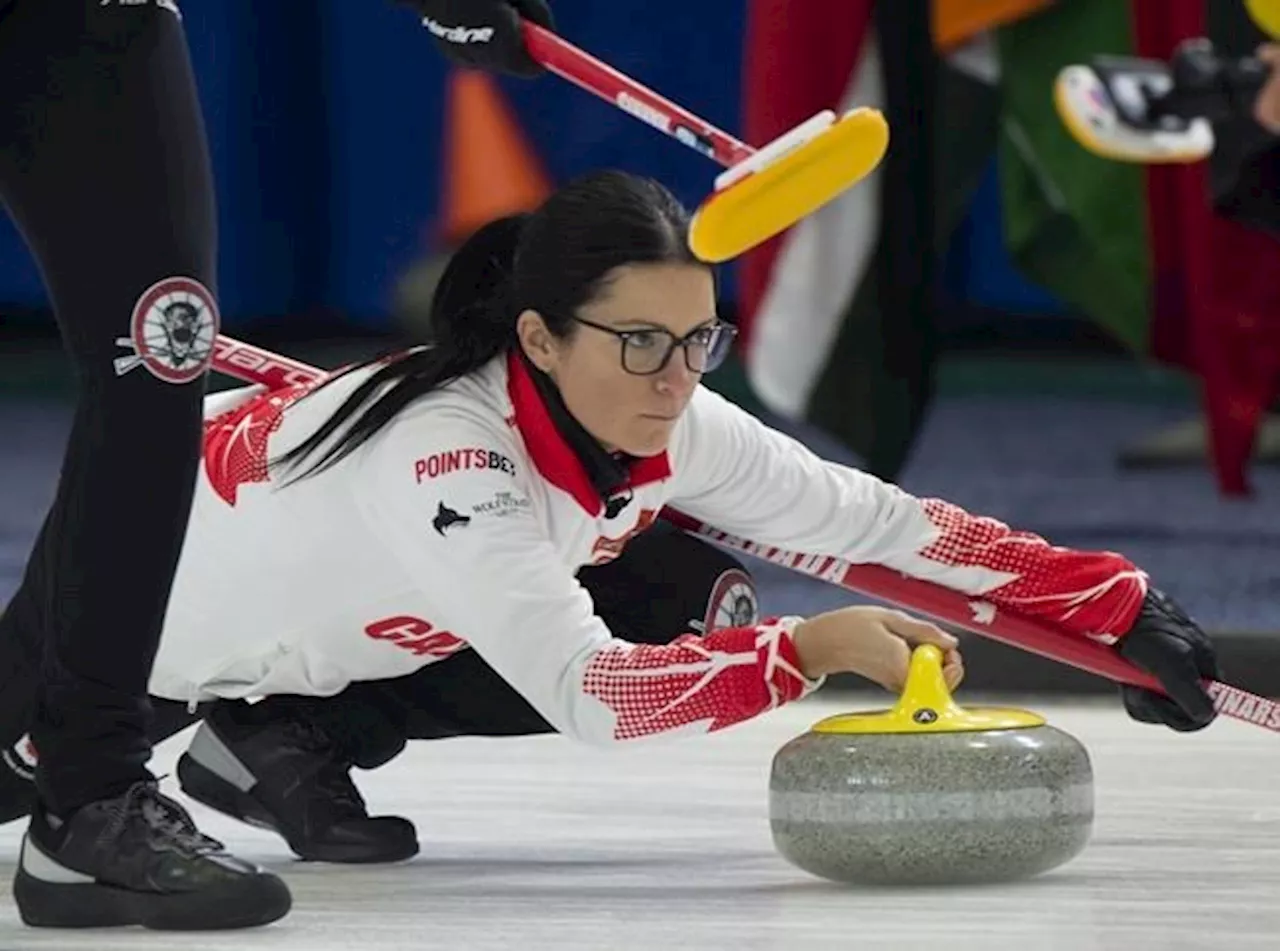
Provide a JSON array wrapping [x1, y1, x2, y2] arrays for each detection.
[[432, 502, 472, 536]]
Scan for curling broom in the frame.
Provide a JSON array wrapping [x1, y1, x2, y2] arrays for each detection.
[[520, 21, 889, 263]]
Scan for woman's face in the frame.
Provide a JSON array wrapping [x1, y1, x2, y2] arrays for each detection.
[[519, 262, 717, 457]]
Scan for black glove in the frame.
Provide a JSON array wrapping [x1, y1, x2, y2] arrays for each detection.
[[1117, 587, 1220, 732], [400, 0, 555, 78]]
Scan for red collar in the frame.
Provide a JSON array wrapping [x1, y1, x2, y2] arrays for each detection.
[[505, 351, 672, 515]]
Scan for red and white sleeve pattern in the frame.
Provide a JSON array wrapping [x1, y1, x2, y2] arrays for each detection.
[[581, 617, 819, 741], [913, 498, 1147, 644]]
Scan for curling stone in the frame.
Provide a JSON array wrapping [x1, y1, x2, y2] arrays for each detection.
[[769, 645, 1093, 886]]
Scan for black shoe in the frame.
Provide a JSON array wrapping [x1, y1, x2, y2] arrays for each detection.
[[177, 700, 418, 864], [12, 780, 291, 930], [0, 734, 36, 824]]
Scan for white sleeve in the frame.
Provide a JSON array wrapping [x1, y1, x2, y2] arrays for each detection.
[[666, 387, 1147, 641], [356, 407, 822, 747], [668, 387, 939, 566]]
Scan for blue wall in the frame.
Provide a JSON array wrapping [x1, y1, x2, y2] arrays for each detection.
[[0, 0, 745, 330], [0, 1, 1063, 331]]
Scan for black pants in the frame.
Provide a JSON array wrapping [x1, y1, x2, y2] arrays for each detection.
[[0, 1, 216, 815], [142, 523, 759, 760]]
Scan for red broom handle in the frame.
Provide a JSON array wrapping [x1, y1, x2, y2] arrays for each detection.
[[520, 21, 755, 168]]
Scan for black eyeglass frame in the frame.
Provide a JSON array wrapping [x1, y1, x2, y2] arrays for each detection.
[[565, 313, 738, 376]]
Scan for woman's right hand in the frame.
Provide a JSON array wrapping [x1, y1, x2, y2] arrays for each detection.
[[792, 606, 964, 693]]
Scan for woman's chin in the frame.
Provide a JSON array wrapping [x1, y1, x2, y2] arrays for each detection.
[[620, 418, 677, 457]]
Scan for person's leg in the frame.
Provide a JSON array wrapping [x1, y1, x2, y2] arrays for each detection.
[[0, 693, 211, 827], [0, 0, 289, 928], [173, 524, 759, 862], [0, 533, 211, 824], [0, 2, 213, 815]]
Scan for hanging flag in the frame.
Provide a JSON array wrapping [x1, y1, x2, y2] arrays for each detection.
[[995, 0, 1152, 352], [996, 0, 1280, 494], [736, 1, 1045, 480]]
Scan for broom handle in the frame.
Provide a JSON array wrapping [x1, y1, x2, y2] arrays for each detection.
[[520, 20, 756, 168], [206, 334, 1276, 735]]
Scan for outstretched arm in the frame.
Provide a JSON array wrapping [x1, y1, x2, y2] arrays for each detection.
[[668, 387, 1146, 642], [667, 387, 1219, 730]]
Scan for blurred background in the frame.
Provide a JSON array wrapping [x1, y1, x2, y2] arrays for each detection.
[[1, 0, 1277, 696]]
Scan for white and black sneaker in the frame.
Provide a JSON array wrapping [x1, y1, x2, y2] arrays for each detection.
[[12, 780, 291, 930], [177, 699, 418, 864]]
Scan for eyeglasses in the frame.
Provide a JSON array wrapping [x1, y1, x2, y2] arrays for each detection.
[[568, 314, 738, 376]]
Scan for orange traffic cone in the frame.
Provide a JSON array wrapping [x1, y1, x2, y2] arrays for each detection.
[[396, 70, 551, 340], [438, 69, 552, 245]]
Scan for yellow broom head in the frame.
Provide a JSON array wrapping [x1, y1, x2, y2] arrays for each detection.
[[687, 107, 889, 263], [1247, 0, 1280, 40]]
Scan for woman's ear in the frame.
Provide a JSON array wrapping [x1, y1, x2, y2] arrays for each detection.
[[516, 309, 559, 373]]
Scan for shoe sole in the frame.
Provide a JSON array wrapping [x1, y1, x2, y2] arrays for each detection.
[[13, 864, 291, 930], [178, 753, 419, 865]]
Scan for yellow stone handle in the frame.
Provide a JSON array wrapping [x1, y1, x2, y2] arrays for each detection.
[[891, 644, 957, 726], [811, 644, 1046, 735]]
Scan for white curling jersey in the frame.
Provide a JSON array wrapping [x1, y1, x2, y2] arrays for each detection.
[[152, 352, 1148, 745]]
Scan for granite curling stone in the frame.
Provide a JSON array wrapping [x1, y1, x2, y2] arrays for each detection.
[[769, 645, 1093, 886]]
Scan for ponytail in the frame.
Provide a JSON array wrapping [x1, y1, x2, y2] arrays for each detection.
[[273, 213, 529, 479]]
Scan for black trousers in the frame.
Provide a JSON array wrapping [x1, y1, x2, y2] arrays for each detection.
[[0, 0, 217, 815], [140, 523, 759, 761]]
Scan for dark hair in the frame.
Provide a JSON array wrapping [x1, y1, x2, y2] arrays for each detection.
[[275, 169, 703, 479]]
